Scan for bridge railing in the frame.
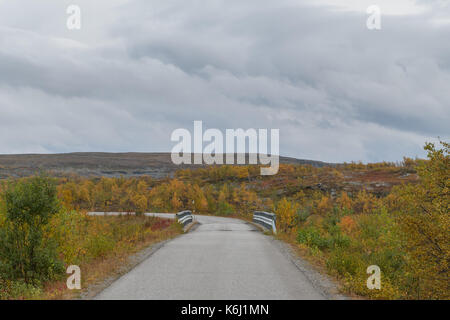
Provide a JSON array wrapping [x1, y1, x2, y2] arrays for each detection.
[[253, 211, 277, 234], [176, 210, 194, 226]]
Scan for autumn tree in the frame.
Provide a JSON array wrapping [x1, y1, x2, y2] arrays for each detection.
[[276, 198, 300, 234], [394, 141, 449, 299]]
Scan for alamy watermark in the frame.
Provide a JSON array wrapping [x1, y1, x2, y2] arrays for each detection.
[[367, 5, 381, 30], [66, 265, 81, 290], [367, 265, 381, 290], [66, 5, 81, 30], [171, 121, 279, 175]]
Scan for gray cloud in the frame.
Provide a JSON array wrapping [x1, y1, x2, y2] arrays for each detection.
[[0, 0, 448, 162]]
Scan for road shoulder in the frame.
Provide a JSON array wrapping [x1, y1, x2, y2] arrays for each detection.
[[82, 221, 198, 300], [245, 220, 349, 300], [270, 238, 349, 300]]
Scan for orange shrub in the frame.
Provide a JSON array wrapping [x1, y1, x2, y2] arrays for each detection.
[[338, 215, 357, 235]]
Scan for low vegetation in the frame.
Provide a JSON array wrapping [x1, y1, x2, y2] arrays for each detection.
[[0, 176, 182, 299], [277, 141, 448, 299]]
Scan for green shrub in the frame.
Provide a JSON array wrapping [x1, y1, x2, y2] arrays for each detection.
[[363, 248, 405, 282], [326, 248, 361, 276], [87, 234, 116, 259], [0, 279, 42, 299], [322, 209, 341, 231], [217, 201, 234, 215], [297, 209, 310, 224], [329, 232, 351, 249], [358, 215, 383, 240], [297, 227, 330, 250], [0, 175, 64, 284]]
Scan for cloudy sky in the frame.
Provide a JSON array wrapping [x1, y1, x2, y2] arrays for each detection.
[[0, 0, 449, 162]]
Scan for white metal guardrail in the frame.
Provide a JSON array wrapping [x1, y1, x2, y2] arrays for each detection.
[[253, 211, 277, 234], [176, 210, 194, 226]]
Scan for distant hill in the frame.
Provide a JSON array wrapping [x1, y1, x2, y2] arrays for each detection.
[[0, 152, 331, 179]]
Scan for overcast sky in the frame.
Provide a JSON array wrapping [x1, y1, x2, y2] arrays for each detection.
[[0, 0, 449, 162]]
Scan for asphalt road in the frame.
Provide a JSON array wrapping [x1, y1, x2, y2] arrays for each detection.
[[95, 215, 325, 300]]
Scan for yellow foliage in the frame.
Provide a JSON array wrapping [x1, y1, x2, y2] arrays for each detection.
[[170, 192, 182, 211], [354, 190, 378, 214], [133, 194, 148, 213], [316, 195, 333, 215], [276, 198, 299, 234], [337, 192, 352, 211], [393, 141, 449, 299]]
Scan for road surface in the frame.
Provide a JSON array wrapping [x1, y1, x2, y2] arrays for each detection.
[[95, 215, 326, 300]]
